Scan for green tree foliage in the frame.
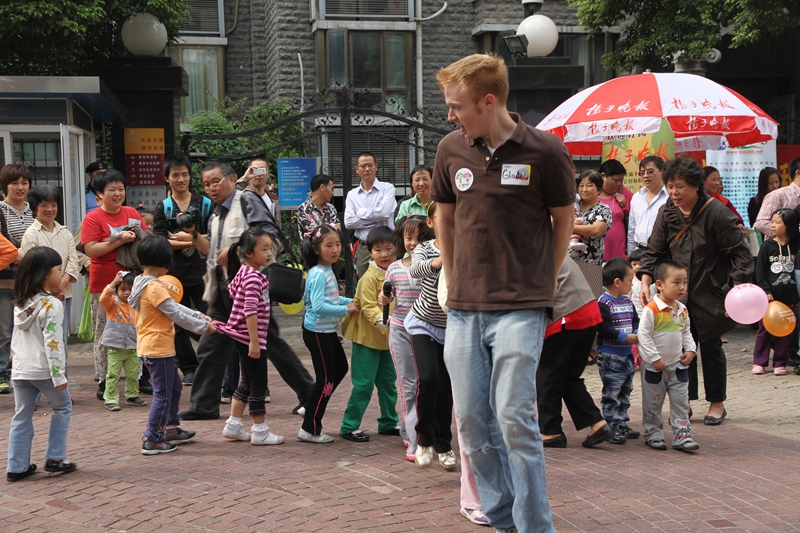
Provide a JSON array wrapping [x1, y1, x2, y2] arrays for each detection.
[[0, 0, 190, 76], [186, 98, 304, 194], [568, 0, 800, 71]]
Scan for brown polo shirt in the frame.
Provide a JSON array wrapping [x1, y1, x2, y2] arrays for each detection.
[[430, 113, 575, 311]]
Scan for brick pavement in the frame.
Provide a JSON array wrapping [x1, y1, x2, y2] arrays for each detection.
[[1, 314, 799, 532]]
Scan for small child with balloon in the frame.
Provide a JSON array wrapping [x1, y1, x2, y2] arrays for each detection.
[[752, 208, 800, 375]]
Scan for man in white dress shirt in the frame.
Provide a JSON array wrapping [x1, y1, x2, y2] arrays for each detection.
[[344, 151, 397, 277], [627, 155, 669, 254]]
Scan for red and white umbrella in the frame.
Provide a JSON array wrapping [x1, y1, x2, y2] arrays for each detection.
[[536, 72, 779, 156]]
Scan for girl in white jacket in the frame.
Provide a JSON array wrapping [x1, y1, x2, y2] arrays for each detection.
[[6, 246, 76, 482]]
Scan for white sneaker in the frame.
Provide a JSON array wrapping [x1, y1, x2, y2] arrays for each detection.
[[438, 450, 458, 470], [415, 445, 434, 467], [251, 430, 285, 446], [297, 428, 334, 443], [222, 424, 250, 441]]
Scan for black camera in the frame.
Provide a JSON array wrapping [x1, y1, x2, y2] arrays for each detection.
[[168, 205, 201, 232]]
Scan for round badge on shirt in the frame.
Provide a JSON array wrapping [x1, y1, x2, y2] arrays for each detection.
[[455, 168, 474, 191]]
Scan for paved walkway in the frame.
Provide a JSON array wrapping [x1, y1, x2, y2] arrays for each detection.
[[1, 315, 799, 532]]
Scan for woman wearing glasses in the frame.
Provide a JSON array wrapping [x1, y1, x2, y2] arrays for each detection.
[[626, 156, 669, 254]]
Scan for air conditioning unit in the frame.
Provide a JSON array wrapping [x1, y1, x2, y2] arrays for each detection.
[[181, 0, 224, 36], [320, 0, 414, 20]]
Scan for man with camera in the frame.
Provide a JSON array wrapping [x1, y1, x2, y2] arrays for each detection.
[[179, 160, 314, 421], [153, 153, 211, 386]]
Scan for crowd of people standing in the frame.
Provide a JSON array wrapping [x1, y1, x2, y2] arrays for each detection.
[[3, 51, 799, 533]]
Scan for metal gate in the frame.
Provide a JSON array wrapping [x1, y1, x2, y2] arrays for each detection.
[[180, 87, 456, 294]]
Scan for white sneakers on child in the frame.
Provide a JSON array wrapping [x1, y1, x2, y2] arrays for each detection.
[[297, 428, 334, 443], [415, 446, 434, 467], [251, 430, 285, 446], [222, 424, 250, 442]]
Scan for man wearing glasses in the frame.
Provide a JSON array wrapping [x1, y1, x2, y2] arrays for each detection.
[[627, 156, 669, 254], [344, 151, 397, 277]]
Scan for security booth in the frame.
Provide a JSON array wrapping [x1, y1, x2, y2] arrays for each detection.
[[0, 76, 127, 332]]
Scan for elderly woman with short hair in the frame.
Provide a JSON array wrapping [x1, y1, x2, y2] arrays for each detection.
[[638, 157, 753, 426]]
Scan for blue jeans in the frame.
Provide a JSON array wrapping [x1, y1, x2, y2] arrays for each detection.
[[0, 288, 14, 379], [597, 351, 635, 430], [444, 308, 555, 533], [7, 379, 72, 473], [142, 356, 182, 443]]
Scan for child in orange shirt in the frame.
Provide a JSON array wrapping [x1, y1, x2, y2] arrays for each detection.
[[129, 236, 216, 455]]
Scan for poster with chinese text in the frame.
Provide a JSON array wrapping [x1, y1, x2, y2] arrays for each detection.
[[601, 119, 675, 194]]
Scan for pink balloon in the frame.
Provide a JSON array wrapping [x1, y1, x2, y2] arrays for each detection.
[[724, 283, 769, 324]]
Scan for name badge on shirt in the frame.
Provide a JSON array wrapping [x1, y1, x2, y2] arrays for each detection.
[[501, 164, 531, 186]]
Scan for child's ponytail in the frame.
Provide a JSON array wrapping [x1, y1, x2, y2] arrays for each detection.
[[228, 226, 272, 280]]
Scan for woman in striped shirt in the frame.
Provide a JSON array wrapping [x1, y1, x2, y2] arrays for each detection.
[[406, 202, 456, 470], [215, 227, 285, 446], [299, 224, 358, 443]]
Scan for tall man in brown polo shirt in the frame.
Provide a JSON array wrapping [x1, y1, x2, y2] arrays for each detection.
[[431, 54, 575, 533]]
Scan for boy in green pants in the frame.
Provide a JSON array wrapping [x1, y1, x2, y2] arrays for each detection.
[[340, 226, 400, 442], [100, 271, 147, 411]]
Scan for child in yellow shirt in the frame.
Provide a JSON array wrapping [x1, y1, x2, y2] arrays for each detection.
[[129, 236, 216, 455], [339, 226, 399, 442]]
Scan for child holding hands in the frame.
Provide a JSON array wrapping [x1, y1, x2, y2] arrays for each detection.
[[129, 236, 216, 455], [637, 260, 699, 452]]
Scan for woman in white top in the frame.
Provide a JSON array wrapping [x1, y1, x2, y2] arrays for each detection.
[[20, 186, 80, 354]]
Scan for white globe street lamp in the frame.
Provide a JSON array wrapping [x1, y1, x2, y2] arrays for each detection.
[[516, 14, 559, 58], [121, 13, 168, 57]]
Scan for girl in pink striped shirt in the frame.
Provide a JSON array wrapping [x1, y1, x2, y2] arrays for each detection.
[[215, 227, 285, 446]]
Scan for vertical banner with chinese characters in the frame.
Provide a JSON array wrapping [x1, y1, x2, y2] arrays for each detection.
[[706, 141, 777, 227], [277, 157, 319, 210], [124, 128, 165, 186], [601, 119, 675, 194]]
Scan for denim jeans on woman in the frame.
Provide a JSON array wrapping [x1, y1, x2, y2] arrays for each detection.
[[7, 379, 72, 473], [444, 308, 555, 533]]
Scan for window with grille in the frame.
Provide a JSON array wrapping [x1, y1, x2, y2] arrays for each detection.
[[181, 0, 224, 36], [320, 0, 413, 20]]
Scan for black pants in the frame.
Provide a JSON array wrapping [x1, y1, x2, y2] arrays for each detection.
[[301, 328, 349, 435], [411, 334, 452, 453], [536, 326, 604, 435], [222, 349, 240, 397], [232, 340, 268, 418], [689, 321, 726, 403], [188, 282, 314, 417], [174, 283, 206, 374]]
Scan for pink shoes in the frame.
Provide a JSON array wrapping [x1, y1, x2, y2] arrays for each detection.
[[774, 366, 787, 375]]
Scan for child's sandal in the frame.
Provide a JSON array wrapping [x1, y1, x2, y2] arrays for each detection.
[[774, 366, 787, 375], [752, 365, 765, 375]]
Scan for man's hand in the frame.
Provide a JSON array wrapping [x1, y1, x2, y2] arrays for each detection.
[[216, 246, 230, 266], [652, 358, 666, 371], [639, 274, 653, 308], [680, 351, 696, 365]]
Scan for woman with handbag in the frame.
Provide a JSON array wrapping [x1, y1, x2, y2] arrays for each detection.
[[0, 164, 34, 394], [638, 157, 753, 426]]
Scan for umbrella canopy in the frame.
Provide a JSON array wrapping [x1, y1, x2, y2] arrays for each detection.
[[536, 72, 779, 156]]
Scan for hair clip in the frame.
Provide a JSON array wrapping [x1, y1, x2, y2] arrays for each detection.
[[405, 214, 412, 219], [315, 228, 322, 238]]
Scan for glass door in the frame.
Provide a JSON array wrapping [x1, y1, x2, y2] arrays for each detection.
[[60, 125, 85, 234]]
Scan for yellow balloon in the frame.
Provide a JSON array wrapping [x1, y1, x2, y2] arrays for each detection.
[[279, 301, 305, 314], [159, 275, 184, 302], [763, 300, 796, 337]]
